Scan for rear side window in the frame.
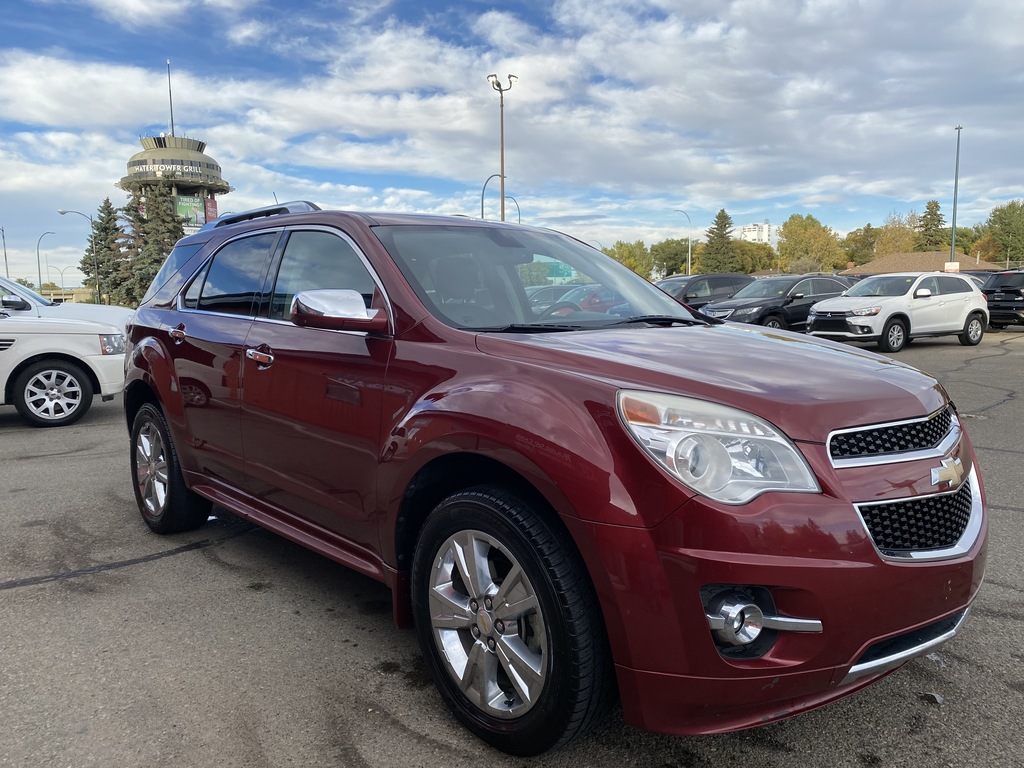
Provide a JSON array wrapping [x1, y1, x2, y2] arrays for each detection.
[[268, 230, 377, 320], [195, 233, 277, 316], [937, 276, 971, 294]]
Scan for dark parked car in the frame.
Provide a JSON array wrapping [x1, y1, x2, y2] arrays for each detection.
[[524, 283, 577, 312], [124, 203, 986, 755], [702, 273, 853, 330], [655, 272, 756, 310], [980, 270, 1024, 329]]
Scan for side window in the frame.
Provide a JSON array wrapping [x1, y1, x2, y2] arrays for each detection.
[[813, 278, 845, 295], [270, 230, 377, 320], [196, 233, 276, 316], [938, 276, 970, 294], [182, 262, 208, 309], [689, 279, 711, 298], [792, 279, 814, 296], [708, 277, 733, 296], [918, 276, 940, 295]]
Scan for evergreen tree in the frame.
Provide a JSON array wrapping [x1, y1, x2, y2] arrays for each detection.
[[112, 181, 185, 307], [78, 198, 122, 304], [915, 200, 947, 251], [701, 209, 739, 273]]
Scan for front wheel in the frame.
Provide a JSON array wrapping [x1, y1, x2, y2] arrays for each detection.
[[13, 360, 93, 427], [878, 318, 908, 352], [761, 314, 787, 330], [130, 403, 211, 533], [411, 487, 613, 755], [959, 313, 985, 346]]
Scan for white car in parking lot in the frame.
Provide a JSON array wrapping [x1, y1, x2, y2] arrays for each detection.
[[0, 313, 126, 427], [807, 272, 988, 353], [0, 275, 135, 328]]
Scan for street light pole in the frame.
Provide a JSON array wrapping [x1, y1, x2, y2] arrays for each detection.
[[950, 125, 963, 262], [1, 226, 8, 278], [58, 209, 100, 303], [674, 209, 692, 276], [36, 231, 55, 292], [480, 174, 502, 219], [505, 196, 521, 224], [487, 73, 517, 222]]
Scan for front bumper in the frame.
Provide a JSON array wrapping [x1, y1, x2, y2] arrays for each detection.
[[86, 352, 127, 397], [807, 315, 880, 341], [573, 457, 987, 735]]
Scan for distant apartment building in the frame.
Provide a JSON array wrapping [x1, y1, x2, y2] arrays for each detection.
[[738, 220, 773, 245]]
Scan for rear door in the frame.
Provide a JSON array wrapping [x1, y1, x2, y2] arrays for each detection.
[[239, 227, 392, 554], [936, 275, 975, 330], [171, 231, 277, 487]]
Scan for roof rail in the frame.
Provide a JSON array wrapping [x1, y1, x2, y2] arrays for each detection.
[[199, 200, 322, 232]]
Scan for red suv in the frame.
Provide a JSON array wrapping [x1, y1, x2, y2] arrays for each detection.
[[124, 203, 987, 755]]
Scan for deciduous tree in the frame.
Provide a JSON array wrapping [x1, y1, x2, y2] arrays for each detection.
[[606, 240, 653, 278], [777, 214, 843, 271]]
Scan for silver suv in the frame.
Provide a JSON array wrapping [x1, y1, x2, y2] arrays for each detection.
[[807, 272, 988, 352]]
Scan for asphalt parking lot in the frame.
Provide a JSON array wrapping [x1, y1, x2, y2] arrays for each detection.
[[1, 329, 1022, 768]]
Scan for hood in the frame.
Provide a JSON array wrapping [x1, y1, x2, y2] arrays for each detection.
[[476, 323, 946, 443], [811, 295, 880, 313], [43, 302, 135, 328], [0, 315, 125, 335], [703, 295, 781, 311]]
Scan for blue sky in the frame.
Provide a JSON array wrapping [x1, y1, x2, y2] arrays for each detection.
[[1, 0, 1022, 285]]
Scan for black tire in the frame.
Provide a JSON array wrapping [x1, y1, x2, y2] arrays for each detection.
[[959, 313, 985, 346], [13, 360, 93, 427], [878, 318, 908, 353], [761, 314, 787, 330], [130, 403, 211, 534], [411, 487, 613, 756]]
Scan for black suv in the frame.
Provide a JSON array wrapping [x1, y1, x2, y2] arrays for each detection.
[[981, 270, 1024, 329], [654, 272, 755, 311], [702, 274, 853, 330]]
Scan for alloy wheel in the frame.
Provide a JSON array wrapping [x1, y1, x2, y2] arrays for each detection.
[[134, 418, 169, 518]]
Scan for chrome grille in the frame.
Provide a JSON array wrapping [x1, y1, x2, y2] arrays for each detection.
[[830, 407, 953, 460], [857, 481, 973, 554]]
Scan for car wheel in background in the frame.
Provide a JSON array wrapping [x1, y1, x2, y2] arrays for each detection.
[[960, 313, 985, 346], [988, 323, 1005, 331], [411, 486, 613, 756], [13, 360, 93, 427], [130, 403, 212, 533], [878, 318, 908, 353], [761, 315, 787, 330]]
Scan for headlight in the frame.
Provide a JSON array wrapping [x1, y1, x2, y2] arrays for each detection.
[[99, 333, 126, 355], [617, 391, 820, 505], [851, 306, 881, 316], [731, 306, 760, 317]]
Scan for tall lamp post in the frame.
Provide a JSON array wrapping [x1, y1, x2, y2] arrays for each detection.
[[1, 225, 8, 278], [674, 209, 692, 276], [486, 73, 517, 221], [505, 196, 521, 224], [58, 209, 100, 303], [36, 231, 55, 292], [480, 174, 502, 219], [950, 125, 963, 262]]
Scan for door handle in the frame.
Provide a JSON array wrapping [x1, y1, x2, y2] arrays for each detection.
[[245, 348, 275, 367], [169, 324, 186, 343]]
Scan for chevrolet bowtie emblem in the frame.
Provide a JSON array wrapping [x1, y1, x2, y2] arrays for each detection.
[[931, 457, 964, 488]]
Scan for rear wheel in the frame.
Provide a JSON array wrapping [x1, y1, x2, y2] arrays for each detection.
[[878, 318, 907, 352], [959, 313, 985, 346], [411, 486, 613, 755], [13, 360, 93, 427], [130, 403, 211, 533]]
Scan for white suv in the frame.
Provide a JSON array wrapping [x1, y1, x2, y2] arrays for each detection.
[[1, 313, 126, 426], [0, 275, 135, 328], [807, 272, 988, 353]]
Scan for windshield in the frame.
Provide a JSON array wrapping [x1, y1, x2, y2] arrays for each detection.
[[729, 278, 794, 299], [845, 275, 915, 297], [372, 224, 696, 331], [0, 277, 53, 306]]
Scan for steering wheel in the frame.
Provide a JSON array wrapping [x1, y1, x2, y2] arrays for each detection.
[[538, 301, 583, 318]]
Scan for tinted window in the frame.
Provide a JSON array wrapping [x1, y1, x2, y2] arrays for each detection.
[[983, 272, 1024, 290], [791, 279, 814, 296], [141, 242, 206, 306], [937, 276, 971, 294], [196, 233, 276, 316], [269, 230, 377, 320], [810, 278, 846, 295]]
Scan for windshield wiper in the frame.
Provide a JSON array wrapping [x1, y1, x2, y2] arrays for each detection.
[[467, 323, 588, 333], [604, 315, 713, 327]]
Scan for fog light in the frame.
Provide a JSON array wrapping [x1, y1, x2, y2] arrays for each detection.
[[711, 596, 764, 646]]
